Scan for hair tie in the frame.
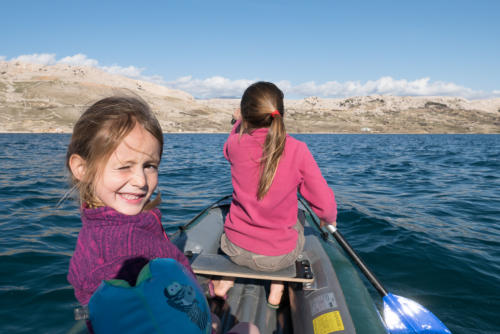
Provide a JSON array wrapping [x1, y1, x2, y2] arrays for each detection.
[[270, 110, 280, 118]]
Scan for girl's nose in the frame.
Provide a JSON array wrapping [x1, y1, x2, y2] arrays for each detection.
[[131, 168, 147, 188]]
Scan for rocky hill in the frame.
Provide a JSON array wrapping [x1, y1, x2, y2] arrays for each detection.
[[1, 61, 499, 133]]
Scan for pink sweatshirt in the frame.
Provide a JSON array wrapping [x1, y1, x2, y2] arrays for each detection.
[[223, 121, 337, 256]]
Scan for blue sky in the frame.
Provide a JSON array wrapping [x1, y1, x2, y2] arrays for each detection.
[[1, 0, 499, 99]]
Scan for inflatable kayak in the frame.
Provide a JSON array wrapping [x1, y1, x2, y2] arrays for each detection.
[[67, 195, 388, 333], [169, 195, 388, 334]]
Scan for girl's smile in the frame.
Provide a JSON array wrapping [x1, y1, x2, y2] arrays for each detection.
[[118, 192, 146, 201], [94, 123, 161, 215]]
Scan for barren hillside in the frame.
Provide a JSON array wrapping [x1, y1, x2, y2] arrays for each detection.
[[1, 61, 499, 133]]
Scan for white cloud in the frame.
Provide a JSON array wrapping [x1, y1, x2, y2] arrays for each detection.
[[166, 76, 253, 98], [166, 76, 500, 100], [5, 53, 159, 84], [4, 53, 499, 100], [283, 77, 496, 100], [11, 53, 57, 65], [59, 54, 99, 67]]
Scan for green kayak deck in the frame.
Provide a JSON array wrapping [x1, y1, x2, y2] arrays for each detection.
[[170, 196, 387, 334]]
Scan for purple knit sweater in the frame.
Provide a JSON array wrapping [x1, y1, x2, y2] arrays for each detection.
[[67, 205, 192, 305]]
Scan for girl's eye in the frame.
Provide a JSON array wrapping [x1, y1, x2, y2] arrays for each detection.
[[145, 164, 158, 171], [118, 166, 130, 170]]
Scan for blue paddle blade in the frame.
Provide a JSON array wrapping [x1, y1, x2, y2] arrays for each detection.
[[382, 293, 451, 334]]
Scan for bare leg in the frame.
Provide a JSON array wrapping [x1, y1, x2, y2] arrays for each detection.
[[212, 277, 235, 298], [267, 282, 284, 306]]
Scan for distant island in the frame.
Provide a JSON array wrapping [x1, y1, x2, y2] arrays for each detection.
[[1, 61, 499, 134]]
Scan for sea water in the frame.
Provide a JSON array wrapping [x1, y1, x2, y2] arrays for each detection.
[[0, 133, 498, 334]]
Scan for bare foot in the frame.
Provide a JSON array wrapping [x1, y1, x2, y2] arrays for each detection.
[[268, 282, 284, 306], [213, 278, 234, 298], [211, 312, 221, 334]]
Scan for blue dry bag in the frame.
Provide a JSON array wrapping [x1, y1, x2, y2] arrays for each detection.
[[88, 258, 212, 334]]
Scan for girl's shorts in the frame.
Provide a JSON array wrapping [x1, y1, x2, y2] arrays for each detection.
[[220, 220, 305, 272]]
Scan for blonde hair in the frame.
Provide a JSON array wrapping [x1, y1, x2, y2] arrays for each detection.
[[240, 82, 286, 200], [66, 96, 163, 210]]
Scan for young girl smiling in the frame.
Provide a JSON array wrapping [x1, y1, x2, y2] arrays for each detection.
[[66, 96, 193, 305]]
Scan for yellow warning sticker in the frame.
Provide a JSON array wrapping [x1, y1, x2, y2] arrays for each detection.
[[313, 311, 344, 334]]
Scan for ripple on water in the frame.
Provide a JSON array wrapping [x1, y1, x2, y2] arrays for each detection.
[[0, 133, 499, 333]]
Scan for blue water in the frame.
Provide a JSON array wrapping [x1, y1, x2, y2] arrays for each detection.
[[0, 133, 499, 334]]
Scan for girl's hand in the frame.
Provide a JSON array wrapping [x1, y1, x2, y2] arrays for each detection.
[[320, 219, 336, 228], [233, 108, 241, 121]]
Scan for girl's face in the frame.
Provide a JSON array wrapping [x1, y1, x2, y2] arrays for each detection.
[[94, 123, 161, 215]]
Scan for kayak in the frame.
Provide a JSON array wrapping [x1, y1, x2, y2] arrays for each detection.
[[67, 195, 388, 333], [169, 196, 388, 334]]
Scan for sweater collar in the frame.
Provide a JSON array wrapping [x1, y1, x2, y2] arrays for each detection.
[[81, 205, 161, 227]]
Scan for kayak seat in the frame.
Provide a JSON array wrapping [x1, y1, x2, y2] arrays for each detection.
[[188, 253, 314, 283]]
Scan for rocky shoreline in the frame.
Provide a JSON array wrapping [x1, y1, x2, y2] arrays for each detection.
[[1, 61, 499, 134]]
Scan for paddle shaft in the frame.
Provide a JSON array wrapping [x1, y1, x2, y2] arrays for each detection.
[[326, 225, 388, 297]]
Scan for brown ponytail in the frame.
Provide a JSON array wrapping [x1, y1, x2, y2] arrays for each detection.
[[240, 82, 286, 200]]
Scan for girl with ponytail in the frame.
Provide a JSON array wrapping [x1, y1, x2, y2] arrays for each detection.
[[214, 82, 337, 307]]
